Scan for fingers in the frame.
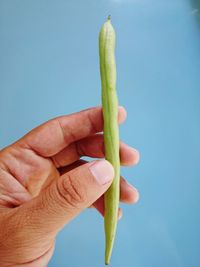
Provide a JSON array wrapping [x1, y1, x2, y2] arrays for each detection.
[[92, 196, 123, 220], [19, 160, 114, 236], [17, 106, 126, 157], [120, 143, 140, 166], [58, 160, 140, 206], [57, 160, 139, 219], [92, 176, 139, 217], [119, 177, 139, 204], [52, 134, 140, 168]]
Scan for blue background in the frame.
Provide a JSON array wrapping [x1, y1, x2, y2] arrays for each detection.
[[0, 0, 200, 266]]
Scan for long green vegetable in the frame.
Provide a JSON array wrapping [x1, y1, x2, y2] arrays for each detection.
[[99, 16, 120, 265]]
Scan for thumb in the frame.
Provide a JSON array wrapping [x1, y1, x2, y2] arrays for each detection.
[[22, 159, 114, 235]]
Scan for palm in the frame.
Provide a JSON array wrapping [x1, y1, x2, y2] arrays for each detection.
[[19, 153, 60, 197]]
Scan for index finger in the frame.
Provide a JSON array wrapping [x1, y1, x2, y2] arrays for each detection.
[[17, 106, 127, 157]]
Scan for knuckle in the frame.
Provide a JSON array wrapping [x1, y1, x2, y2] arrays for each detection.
[[57, 174, 86, 208]]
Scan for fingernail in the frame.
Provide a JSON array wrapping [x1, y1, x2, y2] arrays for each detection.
[[127, 181, 139, 193], [134, 190, 140, 203], [128, 185, 140, 203], [118, 106, 127, 121], [118, 208, 123, 220], [130, 147, 140, 164], [123, 143, 139, 155], [123, 179, 140, 200], [89, 160, 114, 185]]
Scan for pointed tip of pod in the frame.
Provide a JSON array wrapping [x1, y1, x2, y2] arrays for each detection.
[[107, 15, 111, 21], [105, 247, 112, 265]]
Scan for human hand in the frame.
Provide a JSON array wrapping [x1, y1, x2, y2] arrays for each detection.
[[0, 106, 139, 267]]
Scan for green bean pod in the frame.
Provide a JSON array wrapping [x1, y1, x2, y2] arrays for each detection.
[[99, 16, 120, 265]]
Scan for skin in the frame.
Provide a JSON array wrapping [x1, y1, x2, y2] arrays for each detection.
[[0, 106, 139, 267]]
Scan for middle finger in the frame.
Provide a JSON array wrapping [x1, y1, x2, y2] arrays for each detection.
[[52, 134, 139, 168]]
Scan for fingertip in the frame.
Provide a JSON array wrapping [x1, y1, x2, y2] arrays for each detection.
[[118, 208, 123, 220], [118, 106, 127, 124], [120, 143, 140, 166], [128, 186, 140, 204], [89, 160, 114, 186], [129, 147, 140, 165], [120, 177, 140, 204]]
